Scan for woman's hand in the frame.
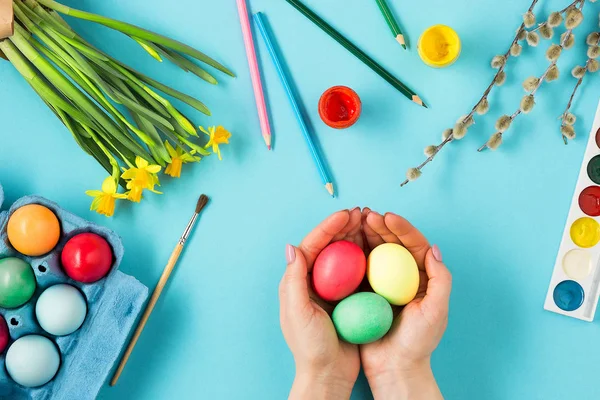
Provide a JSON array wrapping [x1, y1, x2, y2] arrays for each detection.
[[360, 209, 452, 400], [280, 209, 363, 400]]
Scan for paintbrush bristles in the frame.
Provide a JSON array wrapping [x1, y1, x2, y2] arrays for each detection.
[[196, 194, 209, 214]]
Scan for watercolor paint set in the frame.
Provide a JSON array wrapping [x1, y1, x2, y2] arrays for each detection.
[[545, 100, 600, 322]]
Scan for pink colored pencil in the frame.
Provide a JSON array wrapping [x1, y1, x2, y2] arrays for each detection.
[[236, 0, 272, 150]]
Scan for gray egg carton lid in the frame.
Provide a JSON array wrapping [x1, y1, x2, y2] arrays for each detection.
[[0, 186, 148, 400]]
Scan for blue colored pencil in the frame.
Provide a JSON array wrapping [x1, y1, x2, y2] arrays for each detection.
[[253, 12, 335, 197]]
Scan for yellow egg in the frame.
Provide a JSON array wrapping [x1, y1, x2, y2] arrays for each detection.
[[367, 243, 419, 306]]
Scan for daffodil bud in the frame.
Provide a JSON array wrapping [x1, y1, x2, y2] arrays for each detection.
[[475, 98, 489, 115], [406, 168, 422, 182], [495, 115, 512, 132], [487, 133, 503, 150], [523, 11, 536, 28]]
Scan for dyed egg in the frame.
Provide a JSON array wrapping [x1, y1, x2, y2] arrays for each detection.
[[367, 243, 419, 306], [0, 315, 9, 353], [7, 204, 61, 256], [36, 284, 87, 336], [312, 240, 366, 302], [5, 335, 60, 387], [332, 292, 393, 344], [0, 257, 36, 309], [61, 233, 113, 283]]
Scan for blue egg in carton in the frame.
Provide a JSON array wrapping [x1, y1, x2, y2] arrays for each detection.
[[0, 184, 149, 399]]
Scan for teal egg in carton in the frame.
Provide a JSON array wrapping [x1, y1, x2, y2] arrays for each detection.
[[0, 184, 149, 399]]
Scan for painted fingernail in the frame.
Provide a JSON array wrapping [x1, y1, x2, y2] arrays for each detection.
[[432, 244, 443, 262], [286, 244, 296, 264]]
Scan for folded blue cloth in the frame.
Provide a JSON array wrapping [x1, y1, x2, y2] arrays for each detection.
[[0, 187, 148, 399]]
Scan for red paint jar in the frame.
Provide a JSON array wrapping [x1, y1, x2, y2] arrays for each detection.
[[318, 86, 362, 129]]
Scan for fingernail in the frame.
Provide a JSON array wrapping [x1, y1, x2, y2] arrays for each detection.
[[286, 244, 296, 264], [432, 244, 443, 262], [351, 206, 360, 212]]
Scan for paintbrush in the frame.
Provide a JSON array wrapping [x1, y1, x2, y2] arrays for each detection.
[[110, 194, 209, 386]]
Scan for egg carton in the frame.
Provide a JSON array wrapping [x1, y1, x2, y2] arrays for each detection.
[[0, 184, 149, 400]]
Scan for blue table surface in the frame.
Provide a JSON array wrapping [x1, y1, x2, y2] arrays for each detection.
[[1, 0, 600, 398]]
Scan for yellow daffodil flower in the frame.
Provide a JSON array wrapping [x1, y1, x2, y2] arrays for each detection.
[[121, 156, 162, 202], [85, 177, 127, 217], [164, 141, 201, 178], [200, 126, 231, 161]]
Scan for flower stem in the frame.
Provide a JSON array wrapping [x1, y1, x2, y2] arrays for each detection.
[[35, 0, 235, 77]]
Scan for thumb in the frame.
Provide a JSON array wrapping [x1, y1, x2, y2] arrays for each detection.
[[422, 245, 452, 314], [279, 245, 311, 313]]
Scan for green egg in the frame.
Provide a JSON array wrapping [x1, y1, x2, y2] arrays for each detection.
[[0, 257, 36, 308], [332, 292, 393, 345]]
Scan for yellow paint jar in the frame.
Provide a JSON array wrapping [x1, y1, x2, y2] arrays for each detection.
[[417, 25, 461, 68]]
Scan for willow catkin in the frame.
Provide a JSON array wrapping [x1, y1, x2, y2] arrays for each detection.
[[546, 65, 560, 81], [494, 71, 507, 86], [520, 95, 535, 113], [487, 133, 503, 150], [523, 11, 536, 28], [424, 146, 437, 157], [526, 31, 540, 46], [572, 65, 587, 78], [475, 98, 489, 115], [539, 24, 554, 39], [406, 168, 422, 181], [547, 12, 563, 28], [546, 44, 562, 61], [491, 55, 507, 68], [561, 124, 576, 139], [522, 76, 540, 91], [495, 115, 512, 132], [564, 113, 577, 125], [565, 8, 583, 30]]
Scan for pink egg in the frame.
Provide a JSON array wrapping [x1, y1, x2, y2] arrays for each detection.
[[312, 240, 366, 302], [0, 315, 8, 353]]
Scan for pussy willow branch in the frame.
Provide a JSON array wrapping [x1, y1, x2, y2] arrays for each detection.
[[478, 0, 585, 152], [560, 35, 600, 143], [529, 0, 582, 32], [400, 0, 539, 187]]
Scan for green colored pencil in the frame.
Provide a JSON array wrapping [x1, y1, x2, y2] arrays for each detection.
[[285, 0, 425, 107], [375, 0, 406, 49]]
